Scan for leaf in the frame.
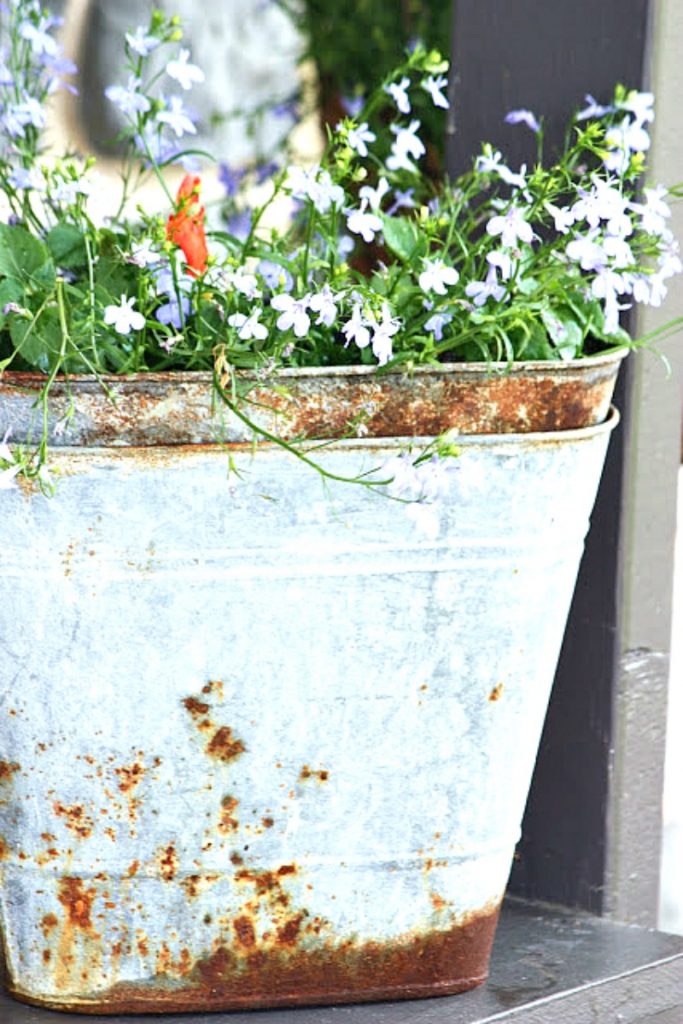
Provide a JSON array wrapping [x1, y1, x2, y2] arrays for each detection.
[[381, 215, 422, 262], [511, 320, 558, 360], [541, 305, 583, 360], [9, 306, 64, 372], [0, 279, 24, 328], [46, 224, 88, 269], [0, 224, 51, 281]]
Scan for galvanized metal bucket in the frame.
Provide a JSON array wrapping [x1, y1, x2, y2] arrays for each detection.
[[0, 361, 620, 1013]]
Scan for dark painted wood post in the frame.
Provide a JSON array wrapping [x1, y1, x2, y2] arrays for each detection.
[[446, 0, 665, 918]]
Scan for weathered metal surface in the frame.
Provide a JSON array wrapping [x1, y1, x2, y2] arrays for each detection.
[[0, 351, 625, 447], [0, 411, 617, 1013]]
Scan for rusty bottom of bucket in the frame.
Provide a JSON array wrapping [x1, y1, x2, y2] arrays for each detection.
[[5, 903, 500, 1015]]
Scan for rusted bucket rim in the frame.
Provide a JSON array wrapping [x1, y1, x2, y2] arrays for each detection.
[[0, 349, 628, 387], [52, 406, 620, 464]]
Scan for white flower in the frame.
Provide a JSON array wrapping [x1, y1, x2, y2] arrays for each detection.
[[631, 185, 671, 236], [230, 270, 261, 299], [571, 178, 630, 233], [346, 121, 376, 157], [105, 77, 151, 117], [156, 96, 197, 138], [385, 76, 411, 114], [382, 453, 421, 499], [486, 207, 533, 249], [309, 285, 339, 327], [167, 49, 205, 91], [0, 464, 21, 490], [476, 149, 527, 190], [387, 120, 426, 172], [618, 89, 654, 124], [129, 239, 160, 268], [125, 26, 160, 57], [271, 293, 311, 337], [418, 259, 459, 296], [287, 166, 344, 214], [103, 295, 146, 335], [603, 235, 635, 269], [346, 200, 383, 244], [606, 117, 650, 155], [228, 310, 268, 341], [369, 306, 400, 366], [422, 75, 449, 109], [545, 201, 575, 234], [657, 239, 683, 279], [565, 233, 607, 271], [341, 303, 372, 350], [465, 267, 506, 307], [487, 250, 514, 280], [359, 176, 391, 212]]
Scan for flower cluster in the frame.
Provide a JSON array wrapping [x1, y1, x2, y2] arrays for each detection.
[[0, 0, 681, 493]]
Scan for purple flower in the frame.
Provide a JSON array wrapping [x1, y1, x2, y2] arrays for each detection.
[[386, 188, 415, 216], [2, 97, 45, 137], [258, 259, 294, 292], [575, 93, 613, 121], [424, 311, 453, 341], [225, 209, 253, 241], [156, 294, 191, 329], [218, 162, 248, 197], [272, 96, 298, 120], [341, 94, 364, 118], [505, 109, 541, 133], [254, 159, 279, 184]]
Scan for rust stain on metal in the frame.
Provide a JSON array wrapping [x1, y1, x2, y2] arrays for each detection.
[[156, 943, 193, 979], [158, 843, 179, 882], [40, 913, 59, 938], [299, 765, 329, 783], [430, 892, 448, 913], [0, 354, 624, 451], [180, 874, 219, 899], [233, 915, 257, 950], [57, 878, 97, 931], [53, 802, 95, 840], [114, 759, 145, 794], [0, 759, 20, 780], [235, 865, 296, 899], [25, 903, 501, 1013], [182, 697, 210, 718], [489, 683, 504, 702], [218, 794, 239, 834], [206, 726, 246, 763], [202, 680, 224, 699]]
